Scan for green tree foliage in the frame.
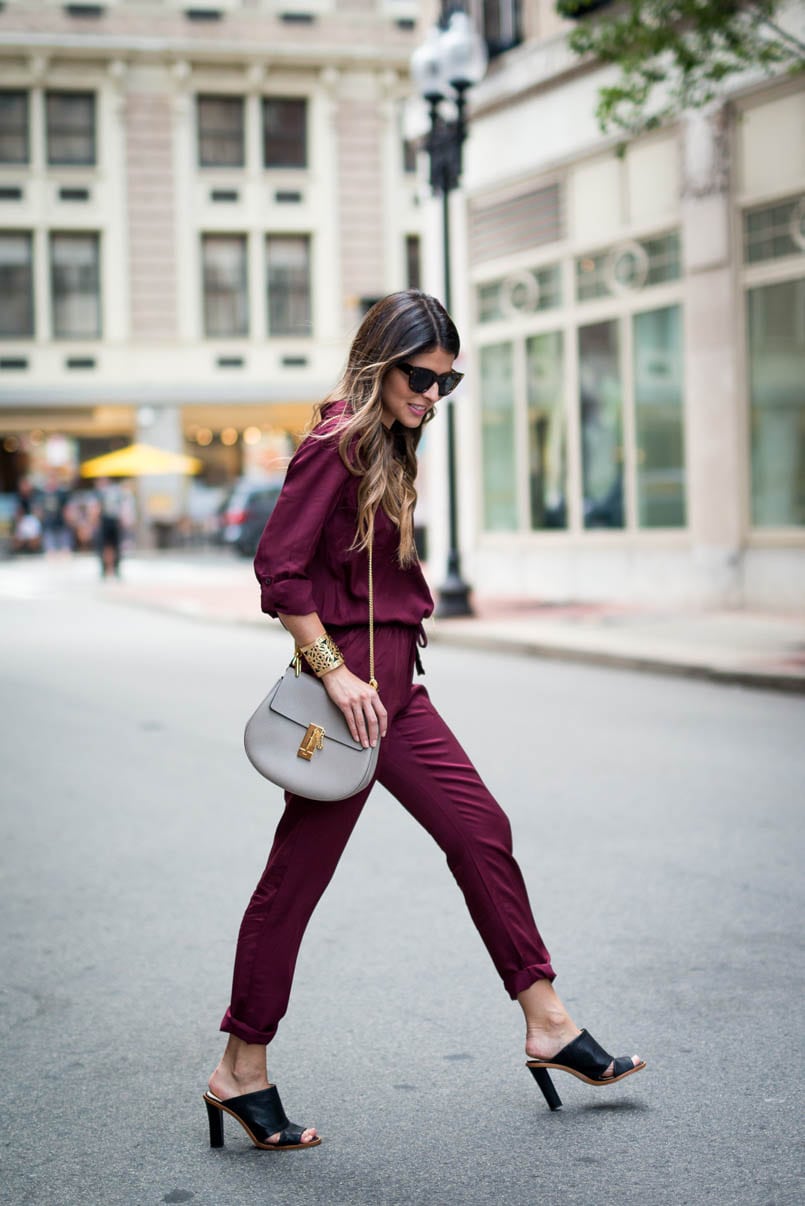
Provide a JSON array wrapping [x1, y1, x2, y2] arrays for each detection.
[[557, 1, 805, 133]]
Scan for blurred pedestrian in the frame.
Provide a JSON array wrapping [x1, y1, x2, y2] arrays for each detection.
[[41, 470, 73, 555], [205, 291, 644, 1153], [94, 476, 127, 577], [64, 479, 98, 552], [13, 476, 43, 554]]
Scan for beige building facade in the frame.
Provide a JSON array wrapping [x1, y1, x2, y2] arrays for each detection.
[[419, 0, 805, 608], [0, 0, 423, 521]]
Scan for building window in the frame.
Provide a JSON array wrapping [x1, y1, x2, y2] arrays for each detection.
[[744, 196, 805, 265], [50, 232, 101, 339], [405, 234, 421, 291], [266, 234, 311, 336], [476, 224, 687, 536], [579, 320, 624, 529], [46, 92, 96, 166], [481, 0, 523, 58], [478, 263, 562, 323], [0, 91, 29, 164], [403, 138, 418, 174], [526, 331, 566, 529], [748, 277, 805, 526], [633, 305, 686, 527], [263, 98, 307, 169], [0, 232, 34, 338], [197, 96, 245, 168], [576, 232, 681, 302], [202, 234, 249, 337], [480, 341, 518, 530]]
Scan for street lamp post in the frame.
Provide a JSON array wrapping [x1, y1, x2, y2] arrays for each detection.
[[411, 9, 487, 619]]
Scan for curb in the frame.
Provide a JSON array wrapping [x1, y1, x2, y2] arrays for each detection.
[[427, 627, 805, 695], [105, 589, 805, 696]]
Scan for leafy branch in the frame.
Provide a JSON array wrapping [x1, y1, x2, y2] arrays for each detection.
[[557, 1, 805, 134]]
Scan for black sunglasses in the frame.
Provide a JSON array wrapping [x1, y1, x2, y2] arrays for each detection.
[[395, 362, 464, 398]]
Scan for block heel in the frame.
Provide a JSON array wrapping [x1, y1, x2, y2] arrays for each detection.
[[529, 1066, 563, 1110], [205, 1097, 224, 1147]]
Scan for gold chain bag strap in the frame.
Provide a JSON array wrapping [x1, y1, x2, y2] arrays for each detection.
[[243, 530, 380, 802]]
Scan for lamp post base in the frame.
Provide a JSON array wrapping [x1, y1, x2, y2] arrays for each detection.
[[436, 555, 474, 618]]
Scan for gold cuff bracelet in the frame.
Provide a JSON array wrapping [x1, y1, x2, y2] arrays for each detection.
[[299, 632, 345, 677]]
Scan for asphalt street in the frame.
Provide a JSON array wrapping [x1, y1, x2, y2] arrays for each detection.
[[1, 579, 803, 1206]]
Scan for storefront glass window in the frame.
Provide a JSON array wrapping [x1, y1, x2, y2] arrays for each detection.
[[576, 232, 681, 302], [480, 341, 518, 530], [526, 330, 566, 529], [744, 198, 805, 265], [633, 305, 686, 527], [748, 277, 805, 526], [478, 263, 561, 323], [579, 320, 623, 528]]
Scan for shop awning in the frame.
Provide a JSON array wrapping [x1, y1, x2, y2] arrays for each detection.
[[80, 442, 203, 478]]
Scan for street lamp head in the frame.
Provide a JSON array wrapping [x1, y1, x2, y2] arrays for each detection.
[[441, 11, 488, 91], [410, 25, 454, 102]]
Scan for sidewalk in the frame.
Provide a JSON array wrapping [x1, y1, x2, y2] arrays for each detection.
[[4, 550, 804, 692], [89, 553, 805, 693]]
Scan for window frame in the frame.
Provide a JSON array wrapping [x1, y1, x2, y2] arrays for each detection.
[[0, 90, 30, 165], [262, 96, 308, 170], [201, 232, 250, 339], [196, 94, 246, 169], [737, 184, 805, 537], [45, 90, 97, 168], [265, 232, 312, 338], [0, 230, 35, 340], [49, 230, 102, 341], [473, 229, 688, 538]]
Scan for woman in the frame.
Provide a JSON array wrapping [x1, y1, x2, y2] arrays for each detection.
[[204, 290, 644, 1150]]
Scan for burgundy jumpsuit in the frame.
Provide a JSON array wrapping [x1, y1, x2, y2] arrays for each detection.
[[221, 408, 555, 1045]]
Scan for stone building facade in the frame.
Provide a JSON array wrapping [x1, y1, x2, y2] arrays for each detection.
[[0, 0, 423, 521], [420, 0, 805, 608]]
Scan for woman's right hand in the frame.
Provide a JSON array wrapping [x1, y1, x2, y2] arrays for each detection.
[[322, 664, 388, 749]]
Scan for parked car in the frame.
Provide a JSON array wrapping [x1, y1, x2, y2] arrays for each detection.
[[220, 478, 284, 557]]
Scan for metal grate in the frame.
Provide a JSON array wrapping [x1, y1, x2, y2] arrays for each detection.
[[469, 183, 563, 265]]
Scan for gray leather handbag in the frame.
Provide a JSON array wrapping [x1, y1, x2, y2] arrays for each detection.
[[243, 540, 380, 802], [244, 666, 380, 801]]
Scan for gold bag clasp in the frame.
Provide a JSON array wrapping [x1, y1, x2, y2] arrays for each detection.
[[297, 723, 325, 761]]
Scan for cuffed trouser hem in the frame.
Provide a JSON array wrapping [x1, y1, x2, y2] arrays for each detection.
[[220, 1007, 277, 1046], [505, 962, 556, 1000]]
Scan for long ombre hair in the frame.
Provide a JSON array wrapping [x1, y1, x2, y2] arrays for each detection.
[[308, 290, 460, 567]]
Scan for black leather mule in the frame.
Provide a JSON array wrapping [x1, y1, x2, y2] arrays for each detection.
[[203, 1085, 321, 1150], [526, 1029, 646, 1111]]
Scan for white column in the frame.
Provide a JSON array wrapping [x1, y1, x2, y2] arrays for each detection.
[[171, 62, 197, 343], [136, 403, 185, 534], [681, 104, 743, 604], [105, 60, 130, 342]]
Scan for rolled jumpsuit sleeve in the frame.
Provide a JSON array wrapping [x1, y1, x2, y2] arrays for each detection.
[[254, 429, 350, 617]]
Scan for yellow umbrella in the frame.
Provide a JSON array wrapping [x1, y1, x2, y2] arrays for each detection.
[[80, 442, 203, 478]]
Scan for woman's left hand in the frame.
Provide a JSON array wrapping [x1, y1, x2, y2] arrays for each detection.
[[321, 664, 388, 749]]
